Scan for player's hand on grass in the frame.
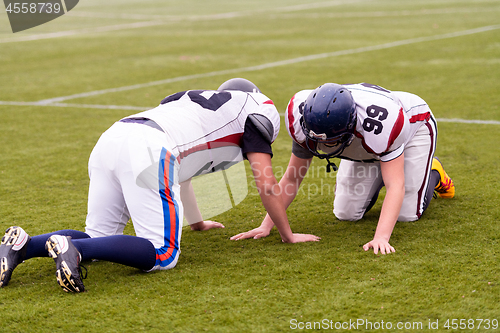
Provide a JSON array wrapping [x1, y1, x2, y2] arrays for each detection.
[[285, 233, 321, 243], [190, 220, 225, 231], [230, 225, 271, 240], [363, 238, 395, 254], [230, 228, 320, 243]]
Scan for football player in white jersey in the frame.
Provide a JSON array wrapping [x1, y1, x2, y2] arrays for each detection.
[[231, 83, 454, 255], [0, 78, 320, 293]]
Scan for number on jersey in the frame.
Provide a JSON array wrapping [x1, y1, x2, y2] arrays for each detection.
[[161, 90, 231, 112]]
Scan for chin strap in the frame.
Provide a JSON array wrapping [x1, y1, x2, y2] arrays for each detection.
[[325, 157, 338, 173]]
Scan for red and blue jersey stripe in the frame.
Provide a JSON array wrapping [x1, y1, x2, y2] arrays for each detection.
[[156, 148, 181, 268]]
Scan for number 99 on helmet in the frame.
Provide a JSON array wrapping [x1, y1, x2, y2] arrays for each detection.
[[301, 83, 357, 161]]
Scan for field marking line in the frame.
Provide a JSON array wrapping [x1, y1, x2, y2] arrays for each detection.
[[3, 0, 495, 43], [435, 118, 500, 125], [0, 0, 369, 43], [273, 6, 500, 19], [0, 21, 170, 43], [0, 100, 498, 125], [65, 1, 499, 21], [32, 23, 500, 105], [69, 0, 367, 20], [0, 100, 148, 111]]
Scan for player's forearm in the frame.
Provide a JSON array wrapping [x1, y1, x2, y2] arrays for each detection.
[[247, 152, 297, 242], [179, 179, 203, 226], [261, 175, 302, 228], [281, 154, 311, 207], [375, 186, 404, 240], [262, 156, 309, 227], [260, 214, 275, 231], [258, 183, 294, 243], [373, 218, 396, 242], [376, 154, 405, 241], [280, 174, 302, 208]]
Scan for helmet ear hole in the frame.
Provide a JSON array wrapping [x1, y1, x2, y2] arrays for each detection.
[[298, 102, 305, 115]]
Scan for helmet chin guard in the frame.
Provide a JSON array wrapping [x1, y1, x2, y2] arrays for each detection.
[[301, 83, 357, 172]]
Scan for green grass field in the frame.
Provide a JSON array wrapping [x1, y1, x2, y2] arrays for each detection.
[[1, 0, 500, 332]]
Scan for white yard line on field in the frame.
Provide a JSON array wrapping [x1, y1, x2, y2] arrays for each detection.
[[0, 100, 148, 111], [1, 100, 498, 125], [273, 6, 500, 19], [4, 1, 495, 44], [1, 3, 498, 126], [435, 118, 500, 125], [69, 0, 368, 20], [30, 24, 500, 105], [0, 21, 169, 43], [0, 0, 369, 44]]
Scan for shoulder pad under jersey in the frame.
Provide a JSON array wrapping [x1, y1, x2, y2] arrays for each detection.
[[285, 90, 313, 144], [248, 113, 274, 144]]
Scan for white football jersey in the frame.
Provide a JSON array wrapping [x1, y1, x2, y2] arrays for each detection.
[[286, 83, 433, 162], [124, 90, 280, 182]]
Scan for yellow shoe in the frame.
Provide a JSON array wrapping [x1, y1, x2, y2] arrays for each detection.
[[432, 157, 455, 198]]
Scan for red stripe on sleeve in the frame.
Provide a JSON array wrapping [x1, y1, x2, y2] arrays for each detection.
[[287, 95, 297, 141], [409, 112, 430, 123], [387, 108, 405, 150]]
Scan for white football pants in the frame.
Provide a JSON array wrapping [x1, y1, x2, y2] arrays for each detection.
[[85, 121, 183, 270], [333, 117, 437, 222]]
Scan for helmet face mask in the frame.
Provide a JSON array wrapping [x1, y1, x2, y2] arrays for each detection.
[[301, 83, 356, 159], [301, 118, 354, 158]]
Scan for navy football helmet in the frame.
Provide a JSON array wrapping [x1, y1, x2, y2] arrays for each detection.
[[217, 78, 260, 93], [301, 83, 357, 171]]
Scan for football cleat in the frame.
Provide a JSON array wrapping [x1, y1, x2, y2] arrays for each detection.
[[0, 226, 31, 287], [432, 157, 455, 199], [45, 235, 86, 293]]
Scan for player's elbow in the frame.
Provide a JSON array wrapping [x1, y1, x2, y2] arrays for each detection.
[[386, 180, 405, 199], [386, 176, 405, 193], [257, 180, 281, 197]]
